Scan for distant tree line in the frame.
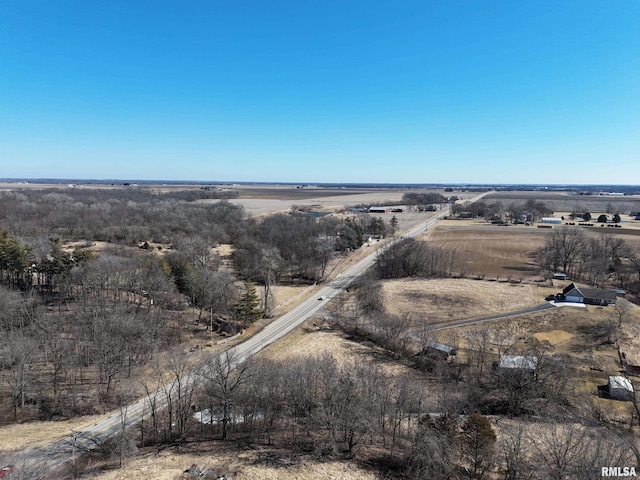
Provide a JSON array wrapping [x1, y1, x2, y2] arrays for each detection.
[[453, 199, 552, 223], [402, 192, 447, 209], [0, 189, 244, 246]]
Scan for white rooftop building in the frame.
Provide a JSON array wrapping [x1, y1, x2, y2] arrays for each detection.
[[499, 355, 539, 370], [608, 376, 634, 401]]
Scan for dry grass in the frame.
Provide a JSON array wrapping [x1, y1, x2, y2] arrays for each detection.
[[532, 329, 574, 346], [91, 446, 380, 480], [0, 414, 109, 452], [429, 221, 547, 279], [258, 323, 418, 379], [381, 278, 540, 325]]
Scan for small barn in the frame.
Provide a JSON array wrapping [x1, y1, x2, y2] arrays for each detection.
[[541, 217, 562, 224], [561, 283, 617, 305], [553, 272, 567, 280], [499, 355, 538, 371], [498, 355, 538, 379], [369, 207, 389, 213], [606, 376, 634, 401], [421, 342, 457, 359]]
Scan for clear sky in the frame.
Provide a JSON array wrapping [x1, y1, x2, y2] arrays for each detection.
[[1, 1, 639, 184]]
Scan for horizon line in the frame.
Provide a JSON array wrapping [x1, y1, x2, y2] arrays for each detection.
[[2, 178, 640, 189]]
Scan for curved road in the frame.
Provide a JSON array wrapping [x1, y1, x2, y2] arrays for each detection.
[[6, 192, 490, 478]]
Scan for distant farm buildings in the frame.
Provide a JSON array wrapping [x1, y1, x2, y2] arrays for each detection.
[[368, 206, 406, 213], [561, 283, 617, 306], [540, 217, 562, 224]]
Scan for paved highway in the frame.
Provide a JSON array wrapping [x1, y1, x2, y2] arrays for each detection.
[[6, 191, 489, 478]]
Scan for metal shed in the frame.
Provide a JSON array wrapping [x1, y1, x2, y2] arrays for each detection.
[[608, 376, 634, 401]]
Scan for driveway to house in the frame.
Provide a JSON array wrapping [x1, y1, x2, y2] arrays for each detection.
[[404, 301, 557, 339]]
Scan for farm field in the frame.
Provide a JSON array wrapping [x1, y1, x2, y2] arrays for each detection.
[[428, 221, 547, 279], [381, 278, 544, 325], [484, 190, 640, 214], [428, 216, 640, 279]]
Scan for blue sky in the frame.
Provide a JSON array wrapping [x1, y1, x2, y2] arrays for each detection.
[[1, 1, 639, 184]]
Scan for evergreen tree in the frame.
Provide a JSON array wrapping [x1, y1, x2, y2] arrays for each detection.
[[390, 215, 399, 236], [462, 413, 496, 479], [235, 281, 263, 326]]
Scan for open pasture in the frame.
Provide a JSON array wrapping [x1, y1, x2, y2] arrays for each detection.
[[381, 278, 542, 325], [226, 190, 407, 216], [429, 222, 547, 279]]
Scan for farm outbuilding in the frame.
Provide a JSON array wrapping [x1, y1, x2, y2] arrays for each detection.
[[606, 376, 634, 401], [498, 355, 538, 371], [561, 283, 617, 306], [553, 272, 567, 280], [368, 207, 389, 213], [541, 217, 562, 224], [421, 342, 457, 358]]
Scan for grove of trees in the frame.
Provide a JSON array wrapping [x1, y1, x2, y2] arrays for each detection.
[[535, 226, 640, 289]]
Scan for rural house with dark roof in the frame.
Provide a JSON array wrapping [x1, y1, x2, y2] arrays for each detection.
[[561, 283, 618, 306]]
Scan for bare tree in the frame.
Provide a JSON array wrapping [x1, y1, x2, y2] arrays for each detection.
[[614, 298, 632, 327], [537, 226, 586, 278], [500, 424, 534, 480], [202, 349, 252, 440], [467, 326, 492, 375]]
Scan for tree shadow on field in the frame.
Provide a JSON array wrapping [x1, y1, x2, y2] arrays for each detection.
[[573, 321, 617, 349]]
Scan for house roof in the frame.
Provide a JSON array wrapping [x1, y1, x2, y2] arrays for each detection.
[[428, 342, 456, 354], [562, 283, 617, 301], [499, 355, 538, 370], [609, 376, 634, 392]]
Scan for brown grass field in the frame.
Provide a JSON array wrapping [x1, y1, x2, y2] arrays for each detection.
[[429, 221, 547, 279], [381, 278, 543, 325], [0, 414, 111, 452]]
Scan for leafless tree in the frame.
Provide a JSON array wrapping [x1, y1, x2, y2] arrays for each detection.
[[201, 349, 252, 440], [614, 298, 632, 327], [3, 335, 39, 420], [467, 326, 492, 375], [500, 424, 534, 480]]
